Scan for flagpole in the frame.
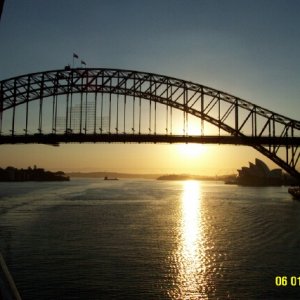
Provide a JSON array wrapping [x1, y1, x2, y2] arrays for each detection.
[[73, 53, 79, 68]]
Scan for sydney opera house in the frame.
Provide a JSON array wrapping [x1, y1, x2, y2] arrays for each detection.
[[236, 158, 283, 186]]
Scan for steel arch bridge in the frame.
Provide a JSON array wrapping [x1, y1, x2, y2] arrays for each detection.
[[0, 68, 300, 180]]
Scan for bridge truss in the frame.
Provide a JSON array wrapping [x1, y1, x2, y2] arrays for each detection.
[[0, 68, 299, 180]]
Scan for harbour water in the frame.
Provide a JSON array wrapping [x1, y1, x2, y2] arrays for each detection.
[[0, 179, 300, 299]]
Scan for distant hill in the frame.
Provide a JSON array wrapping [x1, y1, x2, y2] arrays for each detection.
[[67, 172, 159, 179], [157, 174, 234, 181], [67, 172, 236, 181]]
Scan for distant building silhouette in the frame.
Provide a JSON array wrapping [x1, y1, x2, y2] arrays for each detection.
[[0, 166, 69, 181], [237, 159, 282, 186]]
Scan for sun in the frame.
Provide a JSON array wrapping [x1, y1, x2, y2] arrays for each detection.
[[177, 143, 206, 158], [176, 121, 207, 158]]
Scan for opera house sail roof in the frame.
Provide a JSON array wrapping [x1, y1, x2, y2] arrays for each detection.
[[237, 159, 282, 186]]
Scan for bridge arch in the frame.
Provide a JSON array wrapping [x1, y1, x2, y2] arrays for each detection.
[[0, 68, 299, 180]]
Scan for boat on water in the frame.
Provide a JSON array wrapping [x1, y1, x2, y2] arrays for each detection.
[[104, 176, 118, 181], [288, 187, 300, 200]]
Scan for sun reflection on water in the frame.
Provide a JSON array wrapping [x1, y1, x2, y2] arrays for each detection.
[[169, 180, 210, 299], [182, 181, 201, 254]]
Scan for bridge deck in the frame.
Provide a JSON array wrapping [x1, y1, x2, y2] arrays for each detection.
[[0, 134, 299, 146]]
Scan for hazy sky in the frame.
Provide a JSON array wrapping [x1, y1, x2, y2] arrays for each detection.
[[0, 0, 299, 174]]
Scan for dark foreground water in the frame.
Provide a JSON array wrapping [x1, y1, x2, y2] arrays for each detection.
[[0, 179, 300, 299]]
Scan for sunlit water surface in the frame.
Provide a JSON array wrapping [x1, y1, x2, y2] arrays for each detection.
[[0, 179, 300, 299]]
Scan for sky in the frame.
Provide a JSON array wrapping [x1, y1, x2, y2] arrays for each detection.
[[0, 0, 299, 175]]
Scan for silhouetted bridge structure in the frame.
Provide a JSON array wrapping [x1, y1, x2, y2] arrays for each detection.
[[0, 68, 299, 180]]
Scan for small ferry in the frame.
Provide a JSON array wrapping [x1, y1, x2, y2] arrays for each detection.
[[104, 176, 118, 181], [288, 187, 300, 200]]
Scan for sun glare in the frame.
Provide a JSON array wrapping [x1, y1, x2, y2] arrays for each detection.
[[176, 121, 207, 158], [178, 144, 206, 158]]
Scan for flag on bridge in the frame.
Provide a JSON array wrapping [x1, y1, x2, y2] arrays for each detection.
[[73, 53, 79, 59]]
